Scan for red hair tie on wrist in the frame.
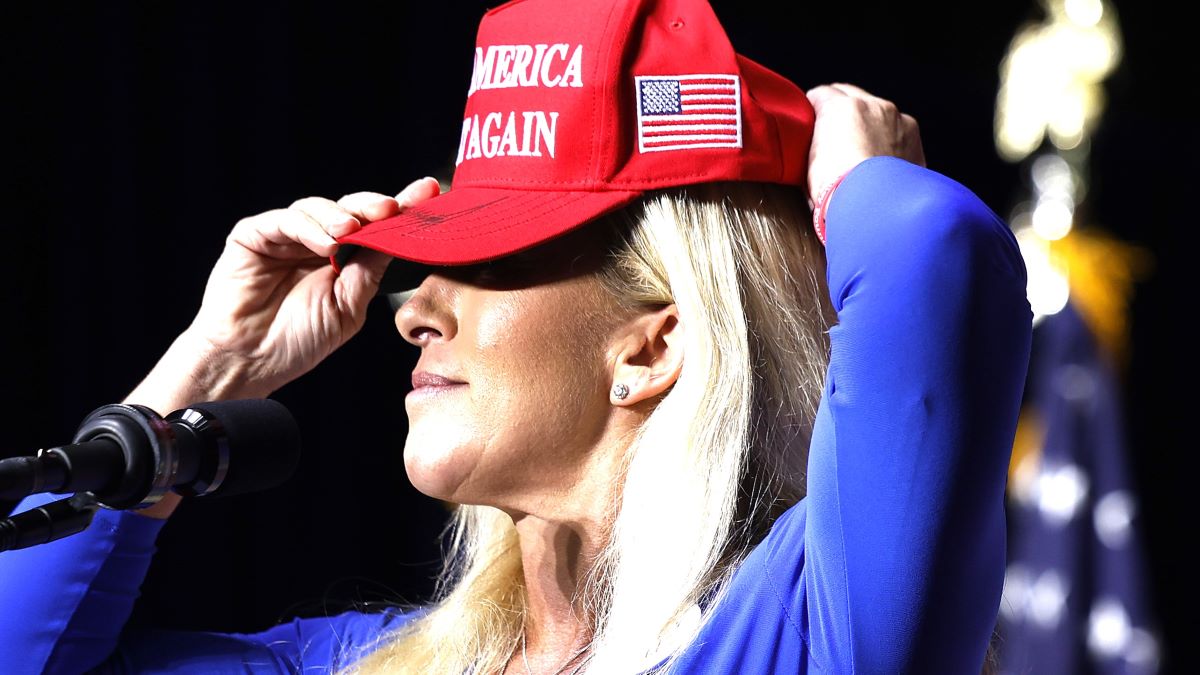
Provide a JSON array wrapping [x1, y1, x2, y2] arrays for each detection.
[[811, 170, 851, 246]]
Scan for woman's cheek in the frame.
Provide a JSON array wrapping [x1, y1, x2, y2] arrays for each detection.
[[471, 291, 524, 350], [402, 281, 612, 503]]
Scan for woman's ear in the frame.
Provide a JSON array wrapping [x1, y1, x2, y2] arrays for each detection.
[[609, 304, 684, 406]]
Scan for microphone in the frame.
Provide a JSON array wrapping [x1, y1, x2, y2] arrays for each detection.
[[0, 399, 300, 510]]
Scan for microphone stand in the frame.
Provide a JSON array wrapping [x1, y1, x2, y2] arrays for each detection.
[[0, 492, 99, 552], [0, 397, 299, 551]]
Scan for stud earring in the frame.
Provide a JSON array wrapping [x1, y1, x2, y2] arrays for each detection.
[[612, 383, 630, 400]]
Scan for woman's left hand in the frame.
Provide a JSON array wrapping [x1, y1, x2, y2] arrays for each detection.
[[804, 83, 926, 201]]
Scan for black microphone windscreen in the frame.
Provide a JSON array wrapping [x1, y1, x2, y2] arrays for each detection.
[[181, 399, 301, 499]]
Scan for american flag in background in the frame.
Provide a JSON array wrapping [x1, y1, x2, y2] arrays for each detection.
[[998, 302, 1162, 674], [635, 74, 742, 153]]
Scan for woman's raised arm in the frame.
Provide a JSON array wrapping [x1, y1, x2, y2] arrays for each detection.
[[798, 85, 1032, 671], [0, 179, 438, 674], [130, 177, 439, 519]]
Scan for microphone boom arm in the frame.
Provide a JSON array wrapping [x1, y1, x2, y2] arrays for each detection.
[[0, 492, 99, 552]]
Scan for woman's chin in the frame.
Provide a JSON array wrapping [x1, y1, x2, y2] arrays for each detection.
[[403, 437, 474, 501]]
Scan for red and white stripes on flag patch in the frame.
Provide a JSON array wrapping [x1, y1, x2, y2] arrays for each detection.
[[634, 74, 742, 153]]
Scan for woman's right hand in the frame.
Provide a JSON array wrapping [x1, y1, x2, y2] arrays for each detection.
[[125, 177, 440, 520], [184, 176, 441, 398], [182, 177, 442, 399]]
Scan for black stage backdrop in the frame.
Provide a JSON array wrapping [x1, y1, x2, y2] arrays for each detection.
[[2, 0, 1191, 670]]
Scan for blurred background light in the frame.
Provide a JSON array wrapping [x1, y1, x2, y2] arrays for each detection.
[[994, 0, 1121, 164]]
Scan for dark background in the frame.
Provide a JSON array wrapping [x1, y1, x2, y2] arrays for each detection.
[[2, 0, 1191, 671]]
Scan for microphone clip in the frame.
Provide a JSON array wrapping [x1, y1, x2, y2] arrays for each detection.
[[68, 403, 179, 510]]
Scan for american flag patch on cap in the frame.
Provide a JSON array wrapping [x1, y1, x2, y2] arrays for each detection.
[[635, 74, 742, 153]]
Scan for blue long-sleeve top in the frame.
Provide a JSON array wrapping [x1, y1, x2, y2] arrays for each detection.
[[0, 156, 1032, 674]]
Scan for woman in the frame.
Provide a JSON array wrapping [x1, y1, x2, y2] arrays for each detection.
[[0, 0, 1030, 673]]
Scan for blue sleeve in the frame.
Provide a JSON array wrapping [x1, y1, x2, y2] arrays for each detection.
[[86, 609, 417, 674], [0, 493, 414, 673], [0, 492, 166, 674], [801, 157, 1032, 671]]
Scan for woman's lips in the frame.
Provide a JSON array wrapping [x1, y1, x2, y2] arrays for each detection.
[[409, 371, 468, 397]]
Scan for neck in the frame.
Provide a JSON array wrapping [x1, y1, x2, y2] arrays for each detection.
[[501, 414, 644, 673], [511, 515, 599, 658]]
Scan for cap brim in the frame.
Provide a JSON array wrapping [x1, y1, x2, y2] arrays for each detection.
[[337, 185, 642, 267]]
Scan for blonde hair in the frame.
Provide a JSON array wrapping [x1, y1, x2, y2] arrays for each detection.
[[343, 182, 834, 674]]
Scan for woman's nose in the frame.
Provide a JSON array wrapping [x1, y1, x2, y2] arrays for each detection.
[[394, 274, 458, 347]]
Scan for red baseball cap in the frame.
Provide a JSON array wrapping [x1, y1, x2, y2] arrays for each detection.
[[336, 0, 814, 270]]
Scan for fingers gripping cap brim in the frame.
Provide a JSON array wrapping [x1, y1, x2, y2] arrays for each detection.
[[331, 245, 433, 297], [331, 185, 642, 293]]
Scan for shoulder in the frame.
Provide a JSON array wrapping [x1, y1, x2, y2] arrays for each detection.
[[235, 604, 430, 671], [309, 605, 429, 653]]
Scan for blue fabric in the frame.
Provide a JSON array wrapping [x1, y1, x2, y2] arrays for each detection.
[[668, 157, 1031, 673], [0, 156, 1032, 674]]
